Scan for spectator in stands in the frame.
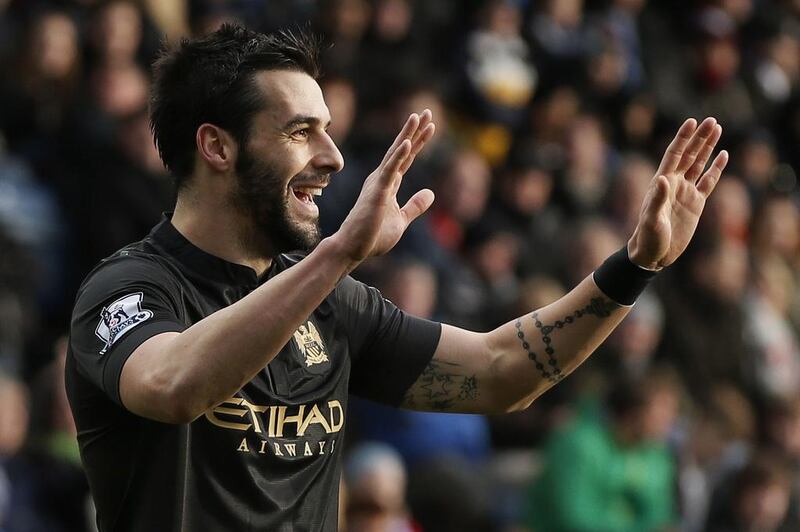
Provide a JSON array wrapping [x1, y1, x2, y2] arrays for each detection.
[[736, 130, 779, 196], [751, 194, 800, 270], [488, 151, 561, 276], [603, 291, 665, 381], [87, 0, 145, 67], [706, 454, 795, 532], [0, 9, 81, 156], [745, 256, 800, 400], [463, 0, 537, 128], [679, 383, 755, 532], [557, 113, 615, 216], [562, 218, 623, 287], [0, 375, 29, 531], [758, 396, 800, 528], [606, 153, 656, 235], [658, 234, 750, 399], [344, 442, 415, 532], [429, 148, 492, 252], [526, 370, 680, 532], [705, 176, 751, 243], [3, 337, 89, 532]]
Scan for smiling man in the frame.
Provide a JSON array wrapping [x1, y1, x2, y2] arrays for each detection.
[[66, 24, 728, 532]]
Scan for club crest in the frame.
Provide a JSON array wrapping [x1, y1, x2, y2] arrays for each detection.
[[95, 292, 153, 355], [293, 321, 329, 367]]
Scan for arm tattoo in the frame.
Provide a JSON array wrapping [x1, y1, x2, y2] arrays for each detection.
[[403, 359, 479, 412], [516, 297, 618, 384]]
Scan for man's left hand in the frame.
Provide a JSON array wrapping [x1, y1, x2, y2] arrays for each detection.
[[627, 117, 729, 270]]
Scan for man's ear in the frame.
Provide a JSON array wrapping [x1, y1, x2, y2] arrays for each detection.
[[196, 123, 238, 172]]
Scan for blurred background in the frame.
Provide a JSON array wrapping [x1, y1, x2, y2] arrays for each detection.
[[1, 0, 800, 530]]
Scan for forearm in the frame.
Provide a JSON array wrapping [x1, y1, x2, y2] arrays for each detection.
[[484, 274, 630, 412], [151, 236, 355, 419], [402, 274, 631, 414]]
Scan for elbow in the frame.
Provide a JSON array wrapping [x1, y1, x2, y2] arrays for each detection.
[[133, 370, 209, 424], [149, 363, 251, 424], [161, 378, 211, 424], [485, 350, 538, 414], [478, 396, 534, 415], [161, 400, 204, 425], [502, 397, 536, 413], [483, 381, 538, 414], [120, 332, 219, 424]]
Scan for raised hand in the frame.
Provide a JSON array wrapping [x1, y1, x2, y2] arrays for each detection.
[[627, 117, 729, 270], [332, 109, 436, 266]]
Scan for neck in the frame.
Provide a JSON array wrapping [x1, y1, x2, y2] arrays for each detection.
[[171, 191, 272, 277]]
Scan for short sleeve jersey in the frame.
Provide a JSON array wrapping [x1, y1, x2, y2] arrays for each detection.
[[66, 217, 441, 532]]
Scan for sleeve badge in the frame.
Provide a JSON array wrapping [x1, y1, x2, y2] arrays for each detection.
[[95, 292, 154, 355]]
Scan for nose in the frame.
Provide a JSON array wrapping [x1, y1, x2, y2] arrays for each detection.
[[312, 131, 345, 174]]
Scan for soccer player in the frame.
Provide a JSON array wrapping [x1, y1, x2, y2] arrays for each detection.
[[66, 24, 728, 531]]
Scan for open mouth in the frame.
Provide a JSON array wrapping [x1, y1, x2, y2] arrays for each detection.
[[291, 185, 323, 205]]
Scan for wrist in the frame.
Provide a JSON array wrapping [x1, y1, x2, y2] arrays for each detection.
[[317, 235, 362, 278], [593, 246, 660, 306], [627, 237, 662, 272]]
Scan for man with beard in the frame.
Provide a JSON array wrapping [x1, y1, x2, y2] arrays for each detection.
[[66, 25, 728, 532]]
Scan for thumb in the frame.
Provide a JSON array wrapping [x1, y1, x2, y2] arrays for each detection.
[[401, 189, 435, 225]]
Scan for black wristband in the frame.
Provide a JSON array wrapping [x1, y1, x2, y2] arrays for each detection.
[[592, 246, 658, 306]]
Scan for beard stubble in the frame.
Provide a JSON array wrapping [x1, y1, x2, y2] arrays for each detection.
[[233, 147, 323, 256]]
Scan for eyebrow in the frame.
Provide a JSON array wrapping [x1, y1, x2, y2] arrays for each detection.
[[281, 115, 332, 131]]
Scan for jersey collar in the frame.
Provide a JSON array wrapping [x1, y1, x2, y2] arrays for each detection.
[[149, 213, 270, 287]]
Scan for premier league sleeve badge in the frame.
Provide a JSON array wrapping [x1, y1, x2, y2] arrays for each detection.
[[95, 292, 154, 355]]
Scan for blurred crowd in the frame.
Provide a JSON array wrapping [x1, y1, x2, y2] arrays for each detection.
[[1, 0, 800, 530]]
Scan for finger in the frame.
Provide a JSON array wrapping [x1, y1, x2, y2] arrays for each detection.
[[380, 113, 420, 168], [392, 123, 434, 192], [381, 139, 412, 186], [696, 150, 729, 197], [675, 117, 717, 176], [411, 109, 432, 142], [405, 109, 432, 154], [398, 123, 436, 175], [686, 124, 722, 183], [657, 118, 697, 176], [400, 188, 435, 224]]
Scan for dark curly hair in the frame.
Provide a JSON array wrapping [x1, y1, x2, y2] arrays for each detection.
[[149, 24, 322, 189]]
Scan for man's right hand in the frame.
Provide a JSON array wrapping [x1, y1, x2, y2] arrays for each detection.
[[329, 110, 436, 270]]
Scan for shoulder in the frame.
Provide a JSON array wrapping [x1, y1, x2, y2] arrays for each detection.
[[70, 244, 187, 360], [82, 252, 168, 287], [75, 244, 183, 306]]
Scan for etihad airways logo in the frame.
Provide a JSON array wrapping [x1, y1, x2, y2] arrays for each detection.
[[205, 396, 344, 437], [205, 396, 344, 458]]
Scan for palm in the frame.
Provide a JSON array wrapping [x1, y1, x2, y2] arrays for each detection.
[[657, 176, 707, 263], [373, 199, 412, 254], [630, 118, 729, 269], [335, 111, 436, 262]]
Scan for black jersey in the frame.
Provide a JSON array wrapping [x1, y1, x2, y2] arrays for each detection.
[[66, 216, 441, 532]]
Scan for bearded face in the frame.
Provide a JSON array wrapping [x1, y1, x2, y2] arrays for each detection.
[[233, 144, 325, 254], [227, 70, 343, 256]]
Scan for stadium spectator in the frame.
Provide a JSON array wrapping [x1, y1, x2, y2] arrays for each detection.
[[706, 454, 796, 532], [344, 442, 415, 532], [525, 370, 680, 532]]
